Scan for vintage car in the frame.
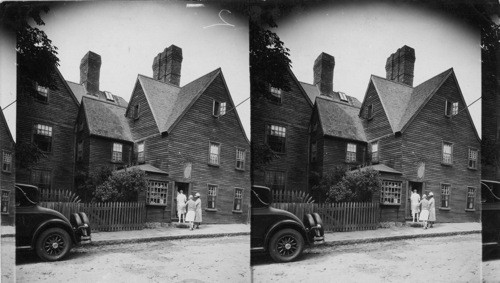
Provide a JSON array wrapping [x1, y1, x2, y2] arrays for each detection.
[[482, 180, 500, 258], [15, 184, 91, 261], [251, 185, 324, 262]]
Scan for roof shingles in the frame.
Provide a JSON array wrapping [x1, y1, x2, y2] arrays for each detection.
[[83, 96, 133, 142], [316, 96, 366, 142]]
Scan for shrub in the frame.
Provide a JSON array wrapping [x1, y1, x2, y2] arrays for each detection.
[[326, 168, 381, 203], [92, 169, 148, 202]]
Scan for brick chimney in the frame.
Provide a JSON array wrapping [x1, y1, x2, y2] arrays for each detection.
[[80, 51, 102, 94], [313, 52, 335, 95], [385, 45, 415, 86], [152, 45, 183, 86]]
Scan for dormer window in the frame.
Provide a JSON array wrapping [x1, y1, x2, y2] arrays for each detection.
[[338, 92, 348, 102], [35, 84, 48, 103], [105, 91, 114, 101], [213, 100, 226, 117], [445, 100, 458, 117], [268, 86, 282, 104]]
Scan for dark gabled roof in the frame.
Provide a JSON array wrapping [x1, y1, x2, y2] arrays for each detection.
[[67, 81, 128, 107], [351, 164, 402, 175], [365, 69, 454, 133], [116, 164, 168, 175], [300, 81, 362, 108], [0, 108, 14, 144], [82, 96, 133, 142], [316, 96, 366, 142], [135, 68, 221, 134]]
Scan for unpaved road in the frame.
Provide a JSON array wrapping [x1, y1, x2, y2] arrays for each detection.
[[6, 235, 249, 283], [252, 234, 482, 282]]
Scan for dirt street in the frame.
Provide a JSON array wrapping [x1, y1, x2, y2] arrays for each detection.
[[8, 235, 249, 283], [252, 234, 482, 283]]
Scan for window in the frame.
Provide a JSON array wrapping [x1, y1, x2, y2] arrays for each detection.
[[441, 184, 451, 209], [112, 143, 123, 162], [269, 86, 282, 103], [265, 170, 285, 191], [371, 142, 379, 163], [233, 188, 243, 212], [346, 143, 357, 162], [380, 180, 402, 205], [31, 170, 51, 190], [2, 151, 12, 173], [207, 185, 217, 209], [235, 148, 246, 170], [339, 92, 348, 102], [366, 104, 373, 119], [35, 84, 48, 103], [76, 141, 83, 162], [133, 104, 139, 119], [33, 124, 53, 152], [146, 181, 168, 205], [1, 190, 10, 214], [137, 142, 145, 164], [311, 141, 317, 162], [468, 148, 478, 170], [104, 91, 114, 101], [445, 100, 458, 117], [442, 142, 453, 165], [213, 101, 226, 117], [266, 125, 286, 153], [208, 142, 220, 165], [466, 187, 476, 210]]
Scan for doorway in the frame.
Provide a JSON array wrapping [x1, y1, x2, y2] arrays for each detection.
[[407, 181, 423, 219], [172, 182, 190, 221]]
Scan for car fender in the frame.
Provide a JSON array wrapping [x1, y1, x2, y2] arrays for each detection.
[[31, 219, 77, 248], [264, 219, 308, 251]]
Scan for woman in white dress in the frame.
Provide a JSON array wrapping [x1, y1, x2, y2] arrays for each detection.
[[185, 195, 196, 230], [428, 192, 436, 228], [194, 192, 202, 229], [419, 194, 430, 229]]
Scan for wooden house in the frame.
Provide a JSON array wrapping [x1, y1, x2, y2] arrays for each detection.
[[356, 46, 481, 223], [1, 109, 15, 225]]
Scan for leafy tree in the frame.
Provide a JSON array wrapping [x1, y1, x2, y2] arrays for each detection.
[[76, 166, 112, 202], [311, 166, 347, 203], [326, 168, 381, 203], [14, 141, 46, 169], [93, 169, 148, 203], [1, 2, 60, 93]]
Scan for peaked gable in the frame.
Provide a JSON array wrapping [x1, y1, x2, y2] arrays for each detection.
[[316, 96, 366, 142], [0, 108, 14, 144]]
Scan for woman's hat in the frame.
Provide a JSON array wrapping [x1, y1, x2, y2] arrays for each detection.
[[195, 193, 201, 197], [422, 194, 427, 198], [429, 192, 434, 197]]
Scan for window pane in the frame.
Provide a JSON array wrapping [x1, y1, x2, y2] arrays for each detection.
[[442, 143, 452, 164], [441, 184, 450, 208], [208, 185, 217, 209], [146, 181, 168, 205], [233, 188, 243, 211], [112, 143, 123, 162], [380, 180, 402, 204], [267, 125, 286, 153], [265, 171, 285, 191], [209, 143, 220, 165], [236, 149, 245, 170]]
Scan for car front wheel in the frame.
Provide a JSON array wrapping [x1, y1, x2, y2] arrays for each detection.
[[269, 228, 304, 262], [35, 227, 72, 261]]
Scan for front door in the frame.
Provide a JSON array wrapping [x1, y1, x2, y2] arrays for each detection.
[[172, 182, 190, 221], [407, 181, 423, 219]]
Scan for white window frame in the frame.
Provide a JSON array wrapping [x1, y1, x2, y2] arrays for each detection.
[[208, 141, 221, 166], [213, 100, 226, 117], [380, 180, 402, 205], [36, 84, 49, 103], [440, 183, 451, 209], [137, 142, 145, 164], [146, 181, 169, 206], [346, 143, 357, 163], [207, 184, 217, 210], [269, 86, 283, 103], [442, 141, 453, 165], [339, 92, 348, 102], [105, 91, 115, 101], [233, 188, 243, 212], [112, 142, 123, 162], [371, 141, 379, 163], [33, 124, 53, 152], [466, 187, 476, 211], [2, 151, 12, 173], [266, 124, 286, 153], [468, 148, 478, 170], [1, 190, 10, 215], [235, 148, 246, 170], [452, 102, 459, 116]]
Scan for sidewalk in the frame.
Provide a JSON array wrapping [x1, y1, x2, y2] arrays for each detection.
[[1, 222, 480, 246], [322, 222, 481, 246]]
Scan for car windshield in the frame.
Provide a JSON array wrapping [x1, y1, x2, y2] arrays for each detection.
[[15, 186, 39, 206], [251, 187, 271, 208]]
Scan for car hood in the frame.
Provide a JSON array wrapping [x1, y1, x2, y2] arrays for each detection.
[[253, 206, 305, 226], [23, 205, 71, 223]]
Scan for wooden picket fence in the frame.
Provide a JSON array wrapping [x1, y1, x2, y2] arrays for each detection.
[[272, 202, 379, 232], [40, 189, 81, 203], [40, 202, 146, 232], [272, 189, 315, 203]]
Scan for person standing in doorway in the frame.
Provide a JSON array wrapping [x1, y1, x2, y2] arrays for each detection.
[[176, 190, 187, 223], [419, 194, 430, 229], [428, 192, 436, 228], [410, 189, 421, 222], [194, 192, 202, 229], [185, 195, 196, 230]]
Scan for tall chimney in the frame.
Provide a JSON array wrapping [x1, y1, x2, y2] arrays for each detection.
[[313, 52, 335, 95], [80, 51, 102, 94], [385, 45, 415, 86], [152, 45, 183, 86]]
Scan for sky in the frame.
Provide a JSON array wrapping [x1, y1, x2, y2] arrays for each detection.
[[25, 1, 250, 138], [272, 1, 481, 135]]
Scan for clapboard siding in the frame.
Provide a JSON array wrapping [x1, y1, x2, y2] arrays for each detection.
[[16, 72, 79, 191], [88, 137, 133, 170], [362, 82, 393, 140], [402, 75, 480, 222], [252, 71, 312, 192], [128, 83, 159, 139], [135, 73, 250, 224]]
